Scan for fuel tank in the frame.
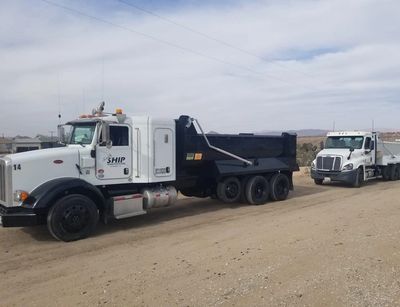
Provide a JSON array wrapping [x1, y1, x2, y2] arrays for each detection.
[[141, 186, 178, 209]]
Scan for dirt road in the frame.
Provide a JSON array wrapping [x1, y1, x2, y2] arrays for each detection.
[[1, 172, 400, 306]]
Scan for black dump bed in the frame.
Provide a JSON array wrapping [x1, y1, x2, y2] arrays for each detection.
[[175, 116, 299, 188]]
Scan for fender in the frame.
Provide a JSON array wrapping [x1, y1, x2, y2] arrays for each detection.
[[22, 177, 106, 212], [214, 157, 292, 178]]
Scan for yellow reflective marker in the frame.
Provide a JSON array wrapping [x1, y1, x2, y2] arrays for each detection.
[[194, 153, 203, 160]]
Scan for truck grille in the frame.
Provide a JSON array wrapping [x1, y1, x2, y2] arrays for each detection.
[[316, 156, 342, 171], [0, 158, 11, 206], [0, 160, 6, 203]]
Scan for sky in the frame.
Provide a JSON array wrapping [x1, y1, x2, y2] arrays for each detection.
[[1, 0, 400, 136]]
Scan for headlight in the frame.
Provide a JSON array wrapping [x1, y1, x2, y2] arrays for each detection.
[[14, 190, 29, 203], [342, 163, 353, 170], [311, 161, 316, 169]]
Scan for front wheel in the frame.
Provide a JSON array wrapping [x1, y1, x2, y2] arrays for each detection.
[[314, 178, 323, 185], [352, 168, 364, 188], [47, 194, 99, 242]]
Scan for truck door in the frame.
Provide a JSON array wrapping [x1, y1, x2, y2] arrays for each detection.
[[96, 124, 132, 180], [364, 136, 375, 167], [153, 128, 174, 179]]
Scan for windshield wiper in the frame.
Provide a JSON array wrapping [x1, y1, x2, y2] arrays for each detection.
[[75, 164, 83, 175], [347, 147, 355, 160]]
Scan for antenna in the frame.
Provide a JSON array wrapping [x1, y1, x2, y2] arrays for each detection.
[[332, 120, 336, 132], [372, 119, 375, 132], [57, 73, 62, 124], [82, 89, 86, 113], [101, 58, 105, 101]]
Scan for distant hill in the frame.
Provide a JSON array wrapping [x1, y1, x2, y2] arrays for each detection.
[[256, 129, 329, 137]]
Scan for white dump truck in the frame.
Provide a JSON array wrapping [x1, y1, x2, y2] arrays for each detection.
[[0, 103, 298, 241], [311, 131, 400, 187]]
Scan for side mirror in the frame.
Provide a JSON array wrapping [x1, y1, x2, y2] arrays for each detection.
[[57, 125, 66, 144], [101, 122, 112, 149], [185, 117, 193, 129]]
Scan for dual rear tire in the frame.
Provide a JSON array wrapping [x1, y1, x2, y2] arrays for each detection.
[[381, 164, 400, 181], [245, 176, 270, 205], [390, 164, 400, 181], [216, 173, 290, 205]]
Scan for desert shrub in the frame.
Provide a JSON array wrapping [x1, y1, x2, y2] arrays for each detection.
[[297, 143, 320, 167]]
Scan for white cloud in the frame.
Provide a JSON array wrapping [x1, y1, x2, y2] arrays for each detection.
[[0, 0, 399, 136]]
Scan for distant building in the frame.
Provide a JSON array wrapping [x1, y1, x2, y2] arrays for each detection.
[[36, 135, 60, 149], [0, 135, 61, 154], [12, 137, 42, 153], [0, 137, 12, 155]]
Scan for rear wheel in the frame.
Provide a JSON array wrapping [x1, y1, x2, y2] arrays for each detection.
[[352, 168, 364, 188], [382, 166, 390, 180], [47, 194, 99, 242], [240, 176, 250, 203], [217, 177, 241, 203], [390, 164, 400, 181], [245, 176, 270, 205], [270, 173, 290, 201]]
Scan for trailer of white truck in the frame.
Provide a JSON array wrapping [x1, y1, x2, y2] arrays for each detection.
[[311, 131, 400, 187]]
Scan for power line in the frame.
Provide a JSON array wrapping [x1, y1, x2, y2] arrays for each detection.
[[40, 1, 281, 82], [39, 0, 321, 91], [117, 0, 323, 83]]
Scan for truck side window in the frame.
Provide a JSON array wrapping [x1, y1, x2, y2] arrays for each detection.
[[101, 126, 129, 146], [110, 126, 129, 146], [364, 137, 371, 149]]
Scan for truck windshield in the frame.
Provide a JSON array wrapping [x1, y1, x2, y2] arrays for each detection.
[[325, 136, 364, 149], [68, 124, 96, 145]]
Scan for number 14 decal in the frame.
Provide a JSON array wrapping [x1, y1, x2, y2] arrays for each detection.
[[13, 164, 21, 171]]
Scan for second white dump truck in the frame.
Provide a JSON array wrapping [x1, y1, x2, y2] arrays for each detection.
[[311, 131, 400, 187]]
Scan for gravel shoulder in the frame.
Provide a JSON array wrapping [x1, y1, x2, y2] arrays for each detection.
[[1, 172, 400, 306]]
